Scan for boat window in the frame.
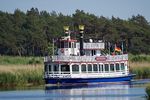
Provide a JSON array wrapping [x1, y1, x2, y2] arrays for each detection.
[[92, 50, 96, 56], [110, 64, 114, 71], [49, 65, 51, 72], [102, 65, 104, 72], [61, 41, 64, 48], [69, 42, 71, 48], [72, 64, 79, 73], [64, 42, 68, 48], [61, 65, 70, 72], [74, 43, 76, 48], [54, 64, 59, 72], [101, 64, 104, 72], [93, 64, 98, 72], [44, 64, 48, 72], [88, 64, 92, 73], [94, 50, 96, 55], [60, 42, 69, 48], [71, 42, 76, 48], [116, 63, 120, 71], [104, 64, 109, 72], [121, 63, 125, 70], [99, 64, 103, 72], [99, 64, 101, 72], [81, 64, 86, 73]]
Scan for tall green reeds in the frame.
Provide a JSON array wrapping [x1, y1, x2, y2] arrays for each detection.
[[130, 67, 150, 79], [0, 65, 44, 88], [129, 54, 150, 79], [0, 56, 44, 88], [129, 54, 150, 62], [0, 56, 43, 65]]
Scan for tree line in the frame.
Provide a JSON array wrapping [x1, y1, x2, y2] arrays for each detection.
[[0, 8, 150, 56]]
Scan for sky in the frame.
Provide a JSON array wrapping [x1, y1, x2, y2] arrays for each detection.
[[0, 0, 150, 21]]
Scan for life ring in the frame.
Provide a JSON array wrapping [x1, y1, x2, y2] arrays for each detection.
[[61, 48, 64, 53]]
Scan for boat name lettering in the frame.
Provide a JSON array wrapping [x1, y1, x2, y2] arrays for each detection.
[[95, 56, 107, 61]]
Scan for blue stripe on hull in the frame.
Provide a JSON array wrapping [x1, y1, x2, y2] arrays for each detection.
[[45, 74, 135, 84]]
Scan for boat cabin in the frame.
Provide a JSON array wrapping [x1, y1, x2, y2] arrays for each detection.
[[44, 25, 133, 84]]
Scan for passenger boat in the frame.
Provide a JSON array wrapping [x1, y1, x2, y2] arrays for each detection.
[[44, 25, 135, 85]]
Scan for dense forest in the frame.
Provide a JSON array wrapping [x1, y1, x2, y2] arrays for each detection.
[[0, 8, 150, 56]]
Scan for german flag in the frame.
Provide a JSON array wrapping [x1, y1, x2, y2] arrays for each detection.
[[115, 47, 121, 52]]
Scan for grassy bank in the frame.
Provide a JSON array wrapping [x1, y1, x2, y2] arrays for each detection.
[[0, 64, 44, 88], [0, 56, 43, 65], [129, 54, 150, 62], [130, 62, 150, 79], [0, 56, 44, 88], [129, 54, 150, 79]]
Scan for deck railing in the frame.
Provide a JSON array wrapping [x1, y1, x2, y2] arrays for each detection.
[[44, 54, 128, 63], [44, 70, 128, 78]]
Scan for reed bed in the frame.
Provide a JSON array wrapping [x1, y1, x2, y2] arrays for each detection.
[[129, 54, 150, 62], [130, 61, 150, 79], [0, 56, 43, 65], [128, 54, 150, 79], [0, 64, 44, 87]]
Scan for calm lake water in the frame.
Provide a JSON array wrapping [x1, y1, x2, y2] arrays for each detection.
[[0, 79, 150, 100]]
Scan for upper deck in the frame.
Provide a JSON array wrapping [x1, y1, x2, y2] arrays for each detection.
[[44, 54, 128, 63]]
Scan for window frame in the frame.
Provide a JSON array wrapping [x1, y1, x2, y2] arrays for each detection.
[[72, 64, 79, 73], [87, 64, 92, 73], [81, 64, 87, 73]]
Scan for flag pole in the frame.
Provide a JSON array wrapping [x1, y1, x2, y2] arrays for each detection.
[[122, 41, 124, 54], [109, 42, 110, 55], [53, 38, 54, 56], [114, 43, 116, 55]]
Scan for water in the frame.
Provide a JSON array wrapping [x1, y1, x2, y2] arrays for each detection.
[[0, 80, 149, 100]]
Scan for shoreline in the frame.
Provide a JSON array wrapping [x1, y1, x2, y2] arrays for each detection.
[[0, 56, 150, 88]]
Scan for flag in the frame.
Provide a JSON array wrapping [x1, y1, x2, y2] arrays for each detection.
[[115, 47, 121, 52], [115, 44, 121, 52]]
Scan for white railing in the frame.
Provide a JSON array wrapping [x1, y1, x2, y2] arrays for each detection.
[[44, 70, 128, 78], [45, 72, 71, 78], [44, 54, 128, 63], [76, 42, 105, 49]]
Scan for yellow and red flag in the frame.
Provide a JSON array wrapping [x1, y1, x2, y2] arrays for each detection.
[[115, 44, 121, 52], [115, 47, 121, 52]]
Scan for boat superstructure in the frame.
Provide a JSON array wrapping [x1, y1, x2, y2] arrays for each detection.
[[44, 25, 135, 85]]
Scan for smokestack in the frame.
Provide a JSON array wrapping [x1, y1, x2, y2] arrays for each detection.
[[79, 25, 84, 56], [63, 26, 70, 37]]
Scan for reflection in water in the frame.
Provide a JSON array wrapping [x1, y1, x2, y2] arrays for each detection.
[[45, 82, 146, 100], [0, 81, 147, 100]]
